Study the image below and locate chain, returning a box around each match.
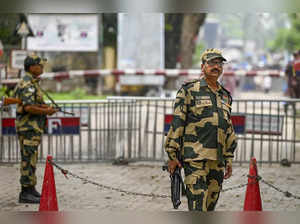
[48,160,300,200]
[221,183,248,192]
[260,179,300,200]
[49,160,170,199]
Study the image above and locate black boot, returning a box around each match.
[28,186,41,198]
[19,187,40,204]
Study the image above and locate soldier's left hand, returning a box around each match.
[224,165,232,179]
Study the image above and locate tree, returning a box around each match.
[165,14,183,68]
[0,14,20,46]
[0,14,21,64]
[165,13,206,69]
[270,13,300,53]
[179,14,206,69]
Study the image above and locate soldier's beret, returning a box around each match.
[24,55,47,68]
[201,48,227,63]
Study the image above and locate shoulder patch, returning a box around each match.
[220,85,233,105]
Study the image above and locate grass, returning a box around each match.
[1,86,107,101]
[45,88,107,101]
[48,92,107,101]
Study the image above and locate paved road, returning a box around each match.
[1,161,300,212]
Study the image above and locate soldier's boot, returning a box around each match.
[19,187,40,204]
[28,186,41,198]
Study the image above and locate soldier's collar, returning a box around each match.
[200,77,222,90]
[25,72,40,83]
[199,78,208,87]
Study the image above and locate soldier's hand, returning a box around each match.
[40,104,49,108]
[224,165,232,179]
[168,159,182,175]
[46,107,59,115]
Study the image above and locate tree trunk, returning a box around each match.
[164,14,184,68]
[180,14,206,69]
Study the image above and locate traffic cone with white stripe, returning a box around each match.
[39,155,58,211]
[243,157,262,211]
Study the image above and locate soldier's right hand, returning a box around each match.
[168,159,182,175]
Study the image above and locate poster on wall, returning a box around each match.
[27,14,98,52]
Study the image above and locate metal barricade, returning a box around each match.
[0,97,300,164]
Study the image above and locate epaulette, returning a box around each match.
[182,79,199,87]
[19,80,33,89]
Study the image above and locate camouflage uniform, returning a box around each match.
[13,72,47,188]
[164,77,237,211]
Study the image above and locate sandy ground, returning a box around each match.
[0,161,300,212]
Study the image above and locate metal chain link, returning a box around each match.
[48,160,300,200]
[221,183,248,192]
[260,178,300,200]
[49,160,170,199]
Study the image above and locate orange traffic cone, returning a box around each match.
[39,155,59,211]
[243,157,262,211]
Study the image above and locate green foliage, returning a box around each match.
[267,28,289,52]
[0,86,8,96]
[165,23,173,32]
[0,14,20,45]
[271,13,300,53]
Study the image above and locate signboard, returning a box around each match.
[119,75,165,86]
[2,117,80,135]
[231,114,246,134]
[54,106,89,126]
[27,14,98,52]
[245,114,283,135]
[10,50,28,69]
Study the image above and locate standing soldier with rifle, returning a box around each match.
[13,54,58,204]
[164,49,237,211]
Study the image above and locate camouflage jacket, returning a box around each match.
[164,78,237,166]
[13,72,47,134]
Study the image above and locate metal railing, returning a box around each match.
[1,97,300,164]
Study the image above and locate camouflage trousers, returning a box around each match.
[18,131,42,187]
[183,160,224,211]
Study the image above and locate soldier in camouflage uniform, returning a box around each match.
[13,55,58,203]
[165,49,237,211]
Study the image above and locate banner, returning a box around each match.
[2,117,80,135]
[27,14,98,52]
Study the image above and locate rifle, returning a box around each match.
[1,96,22,106]
[35,83,75,116]
[0,95,75,116]
[0,96,21,112]
[162,150,186,209]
